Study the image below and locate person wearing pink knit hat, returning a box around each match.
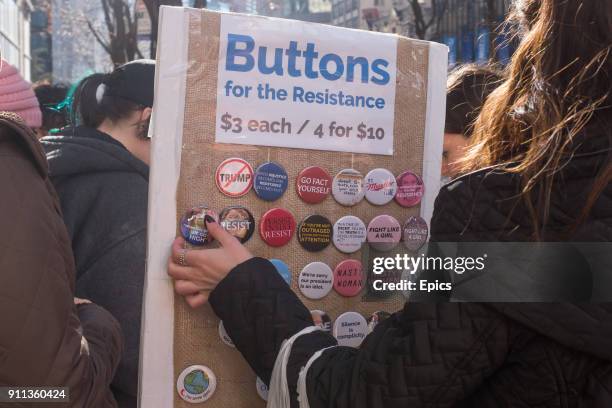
[0,58,42,129]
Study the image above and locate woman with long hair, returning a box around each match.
[167,1,612,406]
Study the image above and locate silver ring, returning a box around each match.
[179,248,188,267]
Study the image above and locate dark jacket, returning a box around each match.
[41,126,149,401]
[0,112,123,407]
[208,129,612,407]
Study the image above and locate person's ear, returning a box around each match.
[142,107,153,122]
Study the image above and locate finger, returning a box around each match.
[174,280,201,296]
[205,216,239,248]
[171,237,197,266]
[167,261,198,281]
[185,292,208,309]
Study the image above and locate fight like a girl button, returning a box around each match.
[395,170,424,207]
[403,216,429,251]
[180,206,218,246]
[364,168,397,206]
[367,215,401,251]
[253,162,289,201]
[259,208,296,247]
[215,157,254,197]
[177,365,217,403]
[332,169,365,206]
[333,312,368,348]
[332,215,367,254]
[296,166,332,204]
[298,262,333,300]
[333,259,364,297]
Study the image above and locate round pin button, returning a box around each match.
[310,310,332,332]
[403,216,429,251]
[296,166,332,204]
[177,365,217,403]
[332,215,367,254]
[332,169,365,206]
[253,162,288,202]
[259,208,296,247]
[333,260,364,297]
[333,312,368,348]
[180,206,218,246]
[219,206,255,243]
[364,168,398,206]
[298,262,333,300]
[218,321,235,348]
[215,157,254,197]
[367,215,402,251]
[367,311,391,333]
[395,170,424,207]
[270,259,292,285]
[297,214,332,252]
[256,377,268,401]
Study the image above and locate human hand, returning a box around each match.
[74,297,92,305]
[168,216,253,308]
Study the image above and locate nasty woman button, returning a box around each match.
[298,214,332,252]
[256,377,269,401]
[332,169,365,206]
[333,259,364,297]
[298,262,333,300]
[219,206,255,243]
[218,321,235,348]
[180,206,219,246]
[270,259,292,285]
[296,166,332,204]
[403,216,429,251]
[215,157,254,197]
[333,312,368,348]
[177,365,217,403]
[367,215,401,251]
[259,208,296,247]
[311,310,332,332]
[332,215,367,254]
[395,170,424,207]
[253,162,289,201]
[364,168,397,206]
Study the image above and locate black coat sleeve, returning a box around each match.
[209,258,514,408]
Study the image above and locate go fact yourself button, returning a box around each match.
[180,206,218,246]
[296,166,332,204]
[219,206,255,243]
[298,262,333,300]
[364,168,397,206]
[332,169,365,206]
[177,365,217,404]
[367,214,401,251]
[253,161,289,202]
[333,312,368,348]
[215,157,254,197]
[259,208,296,247]
[298,214,332,252]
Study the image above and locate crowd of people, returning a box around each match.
[0,0,610,406]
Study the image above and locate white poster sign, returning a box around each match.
[215,14,398,155]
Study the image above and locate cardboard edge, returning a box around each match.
[139,6,190,407]
[420,42,448,226]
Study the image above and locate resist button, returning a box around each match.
[259,208,296,247]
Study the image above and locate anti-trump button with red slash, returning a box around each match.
[215,157,254,197]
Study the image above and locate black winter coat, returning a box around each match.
[209,130,612,407]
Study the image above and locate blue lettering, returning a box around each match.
[319,53,344,81]
[226,34,255,72]
[371,59,390,85]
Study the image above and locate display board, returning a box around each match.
[141,7,447,407]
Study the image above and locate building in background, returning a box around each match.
[257,0,331,23]
[0,0,33,80]
[332,0,396,31]
[30,0,52,81]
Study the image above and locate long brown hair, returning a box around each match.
[463,0,612,239]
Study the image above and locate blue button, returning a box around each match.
[270,259,292,285]
[254,162,289,201]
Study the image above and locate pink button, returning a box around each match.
[333,260,364,297]
[395,170,424,207]
[367,215,401,251]
[403,216,428,251]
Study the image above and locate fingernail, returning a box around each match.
[205,215,216,224]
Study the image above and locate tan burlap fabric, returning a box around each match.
[172,9,430,407]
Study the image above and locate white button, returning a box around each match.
[332,169,365,206]
[256,377,269,401]
[176,365,217,403]
[333,312,368,348]
[364,168,397,205]
[218,321,235,348]
[298,262,334,300]
[332,215,367,254]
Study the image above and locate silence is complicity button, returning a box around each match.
[296,166,332,204]
[259,208,296,247]
[333,312,368,348]
[215,157,254,197]
[299,262,334,300]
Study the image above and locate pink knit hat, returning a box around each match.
[0,59,42,128]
